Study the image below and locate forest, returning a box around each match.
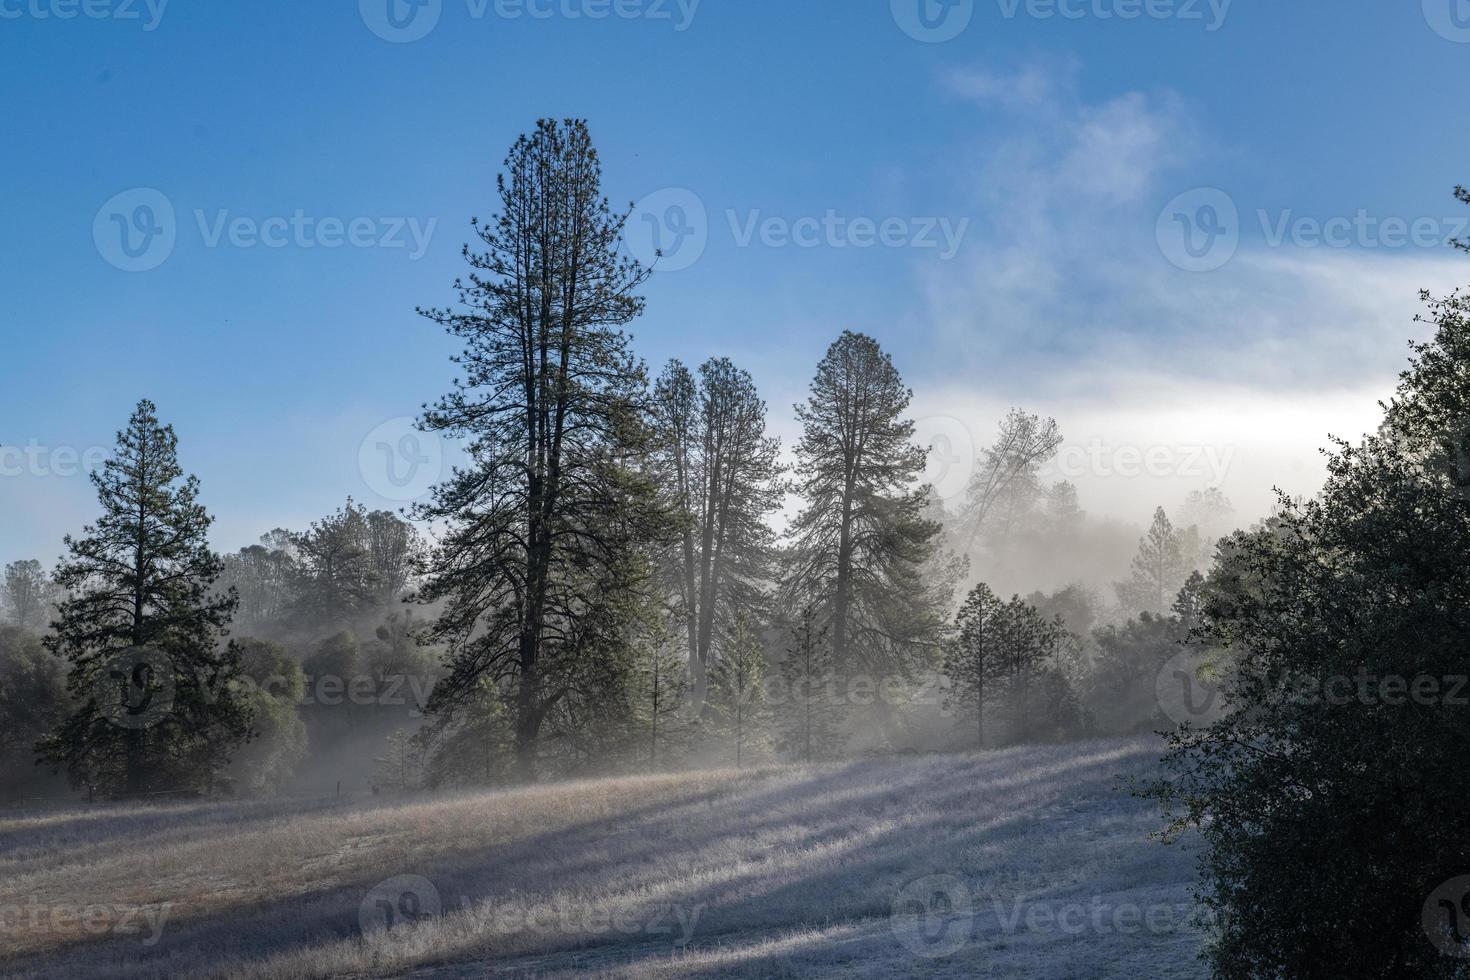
[6,119,1470,978]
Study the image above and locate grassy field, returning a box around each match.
[0,738,1206,979]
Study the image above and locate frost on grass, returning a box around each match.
[0,738,1203,979]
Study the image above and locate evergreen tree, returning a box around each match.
[414,119,664,781]
[38,400,252,798]
[784,331,951,682]
[421,678,514,789]
[374,727,424,793]
[944,583,1004,750]
[776,604,842,762]
[706,616,771,767]
[651,357,784,710]
[1115,506,1188,615]
[629,624,689,769]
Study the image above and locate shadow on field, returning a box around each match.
[0,740,1198,980]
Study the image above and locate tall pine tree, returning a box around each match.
[414,119,666,781]
[39,400,252,798]
[785,331,951,684]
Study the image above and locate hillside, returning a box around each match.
[0,739,1205,979]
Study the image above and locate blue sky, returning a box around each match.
[5,1,1470,563]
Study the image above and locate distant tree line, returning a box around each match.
[0,120,1237,804]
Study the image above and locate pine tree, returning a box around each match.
[706,616,771,767]
[944,583,1003,750]
[651,357,784,710]
[776,604,842,762]
[374,728,423,793]
[630,626,689,769]
[413,119,666,781]
[1115,506,1188,615]
[38,400,252,798]
[784,332,951,683]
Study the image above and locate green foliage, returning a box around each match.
[1142,285,1470,978]
[230,638,308,796]
[775,604,843,762]
[0,625,69,796]
[628,624,690,770]
[705,617,772,767]
[2,559,59,632]
[785,331,952,689]
[421,678,514,789]
[945,584,1076,748]
[414,118,667,781]
[37,400,253,798]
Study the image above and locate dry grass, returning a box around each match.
[0,738,1205,979]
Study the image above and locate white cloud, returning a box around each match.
[904,61,1469,527]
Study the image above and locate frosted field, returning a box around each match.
[0,738,1205,979]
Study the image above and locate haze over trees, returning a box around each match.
[0,120,1264,807]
